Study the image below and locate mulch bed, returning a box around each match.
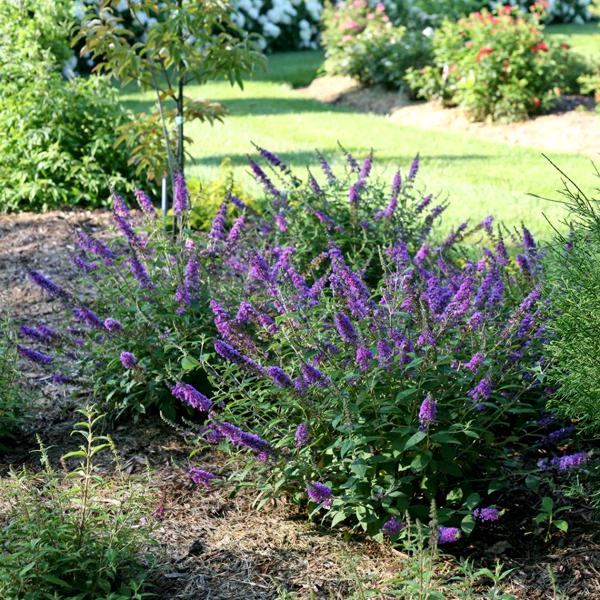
[2,210,600,598]
[299,76,600,158]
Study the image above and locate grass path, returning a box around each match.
[122,41,599,237]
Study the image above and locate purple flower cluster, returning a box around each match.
[306,482,333,508]
[382,517,404,537]
[473,507,500,522]
[189,468,216,488]
[171,382,212,412]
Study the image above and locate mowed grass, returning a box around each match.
[547,21,600,61]
[121,45,599,238]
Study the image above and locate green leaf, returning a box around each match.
[404,431,427,450]
[461,514,475,535]
[330,511,347,527]
[181,355,201,371]
[465,493,481,510]
[541,496,554,512]
[554,520,568,533]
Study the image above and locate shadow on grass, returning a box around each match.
[121,94,349,117]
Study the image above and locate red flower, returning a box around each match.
[532,97,541,107]
[477,46,494,62]
[531,42,549,53]
[500,5,513,14]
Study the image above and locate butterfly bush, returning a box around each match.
[193,184,595,538]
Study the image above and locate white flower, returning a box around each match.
[422,26,434,39]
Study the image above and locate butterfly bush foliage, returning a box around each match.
[195,206,593,539]
[19,149,447,419]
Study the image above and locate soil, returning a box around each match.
[299,76,600,158]
[2,210,600,598]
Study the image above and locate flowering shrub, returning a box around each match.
[493,0,595,23]
[405,5,585,122]
[17,149,440,418]
[322,0,432,89]
[196,205,593,539]
[231,0,323,51]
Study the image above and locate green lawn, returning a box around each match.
[547,21,600,60]
[122,48,598,238]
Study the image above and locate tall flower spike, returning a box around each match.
[306,482,333,508]
[173,171,189,215]
[418,394,437,429]
[334,312,358,344]
[112,190,129,216]
[134,189,156,217]
[408,153,420,181]
[17,345,53,365]
[29,271,70,303]
[171,382,212,412]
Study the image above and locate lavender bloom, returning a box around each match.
[73,306,103,329]
[229,193,247,210]
[546,426,574,444]
[442,222,468,249]
[120,351,137,369]
[520,288,541,313]
[438,526,460,544]
[249,254,272,283]
[306,482,333,508]
[210,300,236,340]
[257,312,277,333]
[266,366,293,388]
[416,194,432,213]
[334,312,358,344]
[227,215,245,245]
[217,421,271,454]
[19,326,48,344]
[275,213,288,232]
[482,215,494,235]
[464,352,484,374]
[236,301,255,324]
[408,153,420,181]
[72,256,98,272]
[418,394,437,428]
[113,213,141,247]
[213,339,262,373]
[553,452,588,471]
[128,252,153,289]
[376,339,393,367]
[314,210,337,229]
[256,145,285,170]
[185,254,199,298]
[189,468,216,488]
[515,254,531,277]
[301,362,329,387]
[517,313,534,337]
[295,422,309,448]
[77,232,117,262]
[29,271,69,302]
[356,346,373,371]
[308,172,323,196]
[382,517,405,537]
[359,152,373,181]
[17,345,53,365]
[112,191,129,216]
[134,189,156,217]
[104,318,122,333]
[414,243,429,266]
[473,507,500,522]
[209,201,228,242]
[522,225,536,252]
[38,324,59,341]
[249,160,282,199]
[173,171,189,215]
[318,152,336,184]
[175,285,191,308]
[171,382,212,412]
[348,181,361,206]
[469,311,484,330]
[495,238,509,265]
[468,378,492,403]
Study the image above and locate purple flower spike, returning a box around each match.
[334,312,358,344]
[553,452,588,471]
[129,252,153,289]
[418,394,437,429]
[119,351,137,369]
[473,507,500,522]
[171,382,212,412]
[482,215,494,235]
[227,215,245,245]
[295,422,309,448]
[468,378,492,403]
[173,171,189,215]
[17,345,53,365]
[306,482,333,508]
[301,362,329,387]
[266,366,293,388]
[356,346,373,372]
[104,318,122,333]
[408,153,420,181]
[189,468,216,488]
[438,526,460,543]
[382,517,405,537]
[29,271,69,302]
[464,352,484,374]
[112,191,129,216]
[414,243,429,266]
[209,201,228,242]
[134,189,156,217]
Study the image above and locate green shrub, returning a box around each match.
[322,0,432,90]
[0,408,154,599]
[0,1,137,212]
[545,174,600,430]
[0,318,23,443]
[405,5,587,122]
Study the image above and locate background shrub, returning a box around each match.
[0,2,136,212]
[544,175,600,430]
[0,318,23,444]
[322,0,432,89]
[0,409,153,599]
[405,5,586,122]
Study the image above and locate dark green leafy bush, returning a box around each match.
[322,0,432,90]
[0,409,153,599]
[405,5,587,122]
[0,1,137,212]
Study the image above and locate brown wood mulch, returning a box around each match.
[2,210,600,598]
[299,76,600,159]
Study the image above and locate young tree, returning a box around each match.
[75,0,264,193]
